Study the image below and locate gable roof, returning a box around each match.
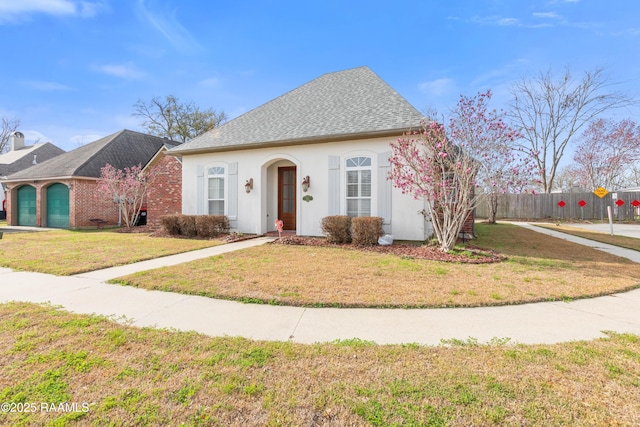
[170,66,423,154]
[4,130,179,181]
[0,142,65,177]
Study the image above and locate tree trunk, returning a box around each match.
[486,192,498,224]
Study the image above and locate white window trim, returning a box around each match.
[344,155,375,218]
[206,165,227,216]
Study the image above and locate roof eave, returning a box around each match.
[1,175,99,184]
[167,127,412,156]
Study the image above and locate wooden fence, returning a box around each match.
[475,191,640,221]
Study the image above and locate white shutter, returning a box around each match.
[378,151,392,233]
[196,165,204,215]
[228,162,238,227]
[328,155,341,215]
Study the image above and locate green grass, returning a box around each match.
[0,229,222,275]
[112,223,640,308]
[1,302,639,426]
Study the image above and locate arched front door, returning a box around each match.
[17,185,36,226]
[278,166,296,230]
[46,183,70,228]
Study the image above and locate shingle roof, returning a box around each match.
[0,142,65,177]
[170,66,423,154]
[4,130,179,181]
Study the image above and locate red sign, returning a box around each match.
[632,200,640,207]
[558,200,566,207]
[578,200,587,207]
[615,199,625,207]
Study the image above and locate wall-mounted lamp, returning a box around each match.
[302,175,310,192]
[245,178,254,193]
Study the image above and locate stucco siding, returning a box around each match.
[180,137,431,241]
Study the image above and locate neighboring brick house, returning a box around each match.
[2,129,179,229]
[0,131,65,218]
[144,147,182,228]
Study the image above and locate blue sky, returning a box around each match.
[1,0,639,152]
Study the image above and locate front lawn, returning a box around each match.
[113,223,640,308]
[1,302,638,426]
[0,229,222,275]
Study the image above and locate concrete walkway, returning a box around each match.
[1,225,639,346]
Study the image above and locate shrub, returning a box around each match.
[196,215,230,238]
[321,216,352,244]
[178,215,197,238]
[351,217,384,246]
[160,215,181,235]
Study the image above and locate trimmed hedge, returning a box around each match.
[351,216,384,246]
[160,214,230,238]
[321,215,352,244]
[177,215,197,237]
[196,215,230,238]
[160,215,181,235]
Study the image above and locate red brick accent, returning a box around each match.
[146,155,182,228]
[461,209,475,236]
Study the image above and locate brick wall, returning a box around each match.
[71,179,120,228]
[6,179,120,228]
[146,154,182,228]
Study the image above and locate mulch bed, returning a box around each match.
[271,235,506,264]
[117,226,504,263]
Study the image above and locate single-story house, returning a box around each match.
[169,66,439,241]
[0,131,65,216]
[2,129,179,229]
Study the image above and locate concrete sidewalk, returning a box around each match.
[74,236,275,281]
[1,225,639,346]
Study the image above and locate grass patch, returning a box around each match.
[114,223,640,308]
[535,223,640,252]
[1,302,639,426]
[0,229,222,275]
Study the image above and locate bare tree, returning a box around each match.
[132,95,227,143]
[0,116,20,153]
[509,67,635,193]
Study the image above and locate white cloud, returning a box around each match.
[199,77,220,88]
[22,130,49,144]
[0,0,107,23]
[418,78,457,98]
[498,17,520,26]
[22,80,74,91]
[70,134,102,146]
[533,12,561,19]
[95,63,146,80]
[135,0,204,54]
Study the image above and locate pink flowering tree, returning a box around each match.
[389,91,532,252]
[571,118,640,190]
[97,163,154,229]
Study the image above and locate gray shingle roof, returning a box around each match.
[170,66,423,154]
[4,130,179,181]
[0,142,65,177]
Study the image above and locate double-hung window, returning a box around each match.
[346,156,372,217]
[207,166,225,215]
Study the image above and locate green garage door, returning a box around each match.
[17,185,37,226]
[46,183,70,228]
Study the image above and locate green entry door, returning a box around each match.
[46,183,70,228]
[17,185,37,226]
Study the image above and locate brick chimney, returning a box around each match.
[10,131,25,151]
